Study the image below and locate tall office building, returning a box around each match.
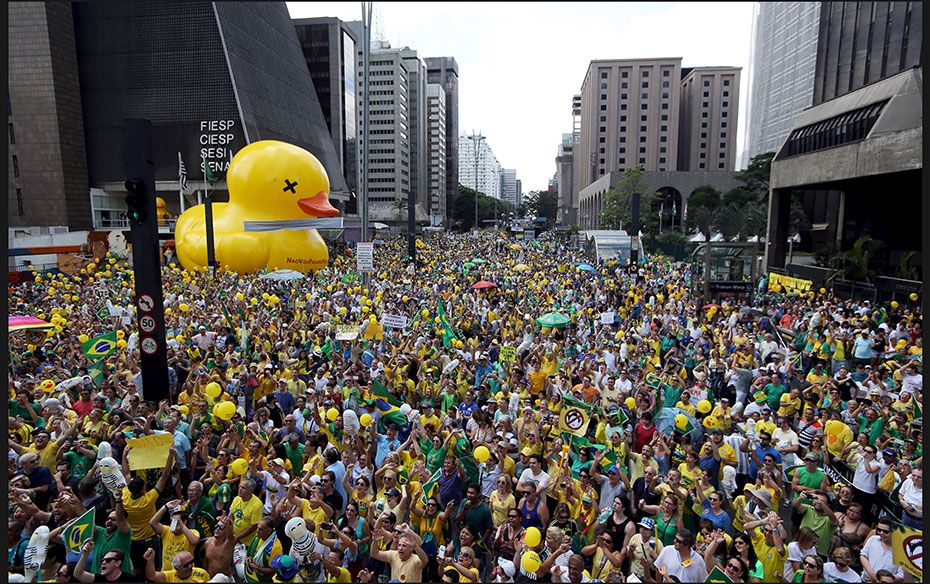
[515,179,522,207]
[556,132,576,226]
[766,1,922,272]
[425,84,447,226]
[577,58,683,191]
[401,48,428,222]
[9,1,347,231]
[813,2,921,106]
[743,2,820,165]
[459,134,501,200]
[678,67,741,171]
[293,17,359,200]
[425,58,459,216]
[500,169,518,206]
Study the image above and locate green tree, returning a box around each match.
[600,166,656,231]
[522,190,558,227]
[734,152,775,199]
[451,185,515,231]
[832,235,885,283]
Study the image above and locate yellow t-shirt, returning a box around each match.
[750,526,787,582]
[230,495,263,546]
[777,393,801,418]
[161,567,211,582]
[122,487,160,541]
[28,441,61,472]
[160,528,200,572]
[675,401,697,417]
[326,566,352,582]
[489,491,516,527]
[458,566,480,582]
[299,499,329,535]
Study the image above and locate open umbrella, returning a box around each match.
[472,258,487,265]
[514,264,531,272]
[471,281,497,290]
[536,312,571,328]
[9,316,54,334]
[259,269,305,282]
[576,263,596,272]
[653,407,704,444]
[702,303,721,310]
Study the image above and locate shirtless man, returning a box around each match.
[203,514,236,577]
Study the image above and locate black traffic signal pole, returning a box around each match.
[123,119,169,402]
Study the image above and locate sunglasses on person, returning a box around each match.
[875,527,890,534]
[804,561,819,569]
[726,562,743,573]
[508,513,520,519]
[709,496,721,502]
[102,557,120,564]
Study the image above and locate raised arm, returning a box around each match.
[74,540,97,584]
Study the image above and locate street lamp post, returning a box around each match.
[472,132,483,231]
[360,1,373,285]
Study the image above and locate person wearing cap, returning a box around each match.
[742,511,787,582]
[149,498,200,572]
[144,547,210,583]
[791,453,829,506]
[623,515,663,581]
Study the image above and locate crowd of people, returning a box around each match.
[7,229,923,583]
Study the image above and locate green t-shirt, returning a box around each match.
[8,401,42,425]
[662,384,683,410]
[797,505,833,556]
[91,525,134,575]
[856,415,885,445]
[792,467,825,503]
[64,449,96,482]
[284,442,305,472]
[209,483,232,509]
[763,383,787,410]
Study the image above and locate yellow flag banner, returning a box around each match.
[891,524,922,579]
[559,406,591,437]
[768,273,812,293]
[127,432,174,470]
[499,346,516,363]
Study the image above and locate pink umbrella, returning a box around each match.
[471,281,497,290]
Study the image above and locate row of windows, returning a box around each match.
[783,100,887,157]
[601,68,673,79]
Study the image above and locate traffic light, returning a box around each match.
[124,178,147,223]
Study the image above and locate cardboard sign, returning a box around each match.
[356,243,374,272]
[127,433,174,470]
[600,311,615,325]
[381,313,408,329]
[335,325,360,340]
[499,346,516,363]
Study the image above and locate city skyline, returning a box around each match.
[286,2,754,191]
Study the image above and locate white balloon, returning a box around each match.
[98,456,126,496]
[399,403,411,416]
[232,543,248,581]
[342,409,360,435]
[97,441,112,460]
[24,526,50,583]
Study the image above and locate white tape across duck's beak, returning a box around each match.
[243,217,344,232]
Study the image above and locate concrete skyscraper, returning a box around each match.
[500,169,518,206]
[426,83,447,226]
[556,132,576,226]
[742,2,820,165]
[425,58,459,217]
[459,134,502,200]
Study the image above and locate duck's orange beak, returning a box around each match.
[297,191,339,217]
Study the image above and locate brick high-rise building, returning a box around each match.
[678,66,741,171]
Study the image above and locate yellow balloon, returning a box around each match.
[625,397,636,410]
[179,405,190,416]
[369,315,378,324]
[251,298,258,305]
[362,305,370,313]
[360,413,372,427]
[524,526,542,548]
[674,413,689,431]
[474,446,490,463]
[891,301,899,309]
[910,293,919,302]
[262,292,270,300]
[78,334,90,344]
[697,399,712,414]
[819,287,827,294]
[230,458,248,476]
[175,335,184,343]
[214,401,235,421]
[235,292,245,301]
[402,295,409,302]
[116,330,125,339]
[117,339,127,349]
[165,307,172,315]
[703,415,720,430]
[521,551,541,574]
[422,309,429,319]
[40,379,56,392]
[204,382,222,398]
[434,317,441,324]
[326,408,339,422]
[179,303,190,312]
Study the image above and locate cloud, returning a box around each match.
[287,2,753,191]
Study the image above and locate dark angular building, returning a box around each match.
[766,1,922,281]
[9,1,348,231]
[425,57,459,219]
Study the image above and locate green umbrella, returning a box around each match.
[472,259,487,265]
[536,312,571,328]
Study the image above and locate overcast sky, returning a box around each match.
[287,2,755,192]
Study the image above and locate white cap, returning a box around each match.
[497,558,516,578]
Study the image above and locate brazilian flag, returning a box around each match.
[82,332,117,359]
[61,508,95,553]
[437,301,459,348]
[95,306,109,320]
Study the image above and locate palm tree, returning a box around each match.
[832,235,884,283]
[716,205,747,241]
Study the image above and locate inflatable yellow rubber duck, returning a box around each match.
[155,197,172,225]
[175,140,339,274]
